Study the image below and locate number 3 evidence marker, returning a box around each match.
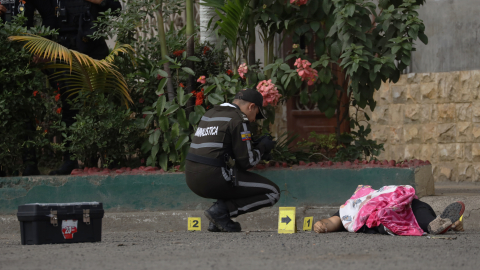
[188,217,201,231]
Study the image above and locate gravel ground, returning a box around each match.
[0,230,478,270]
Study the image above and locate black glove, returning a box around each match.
[257,136,276,156]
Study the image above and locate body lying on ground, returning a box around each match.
[314,185,465,236]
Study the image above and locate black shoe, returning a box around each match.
[208,222,221,232]
[22,165,40,176]
[428,201,465,235]
[49,160,79,175]
[204,200,242,232]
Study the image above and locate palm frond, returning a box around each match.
[106,42,137,66]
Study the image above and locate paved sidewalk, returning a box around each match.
[0,182,478,270]
[0,230,478,270]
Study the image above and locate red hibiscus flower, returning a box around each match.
[139,98,145,104]
[173,50,185,57]
[203,46,210,55]
[33,91,38,97]
[179,83,185,88]
[56,107,62,114]
[226,70,233,76]
[195,91,205,106]
[55,93,61,102]
[157,75,164,80]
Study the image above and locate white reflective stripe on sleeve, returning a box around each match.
[221,167,231,181]
[190,143,223,149]
[242,123,261,166]
[201,116,232,122]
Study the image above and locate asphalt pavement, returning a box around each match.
[0,229,478,270]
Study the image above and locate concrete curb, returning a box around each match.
[0,165,433,214]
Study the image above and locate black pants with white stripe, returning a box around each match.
[185,160,280,218]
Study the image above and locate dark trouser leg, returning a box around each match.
[185,161,281,218]
[411,199,437,232]
[224,169,280,217]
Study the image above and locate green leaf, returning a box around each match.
[325,107,335,118]
[330,41,341,60]
[346,4,355,17]
[194,105,206,115]
[156,95,167,116]
[322,0,332,13]
[187,56,201,62]
[153,129,161,145]
[155,69,169,78]
[261,13,269,23]
[175,135,189,150]
[280,63,290,71]
[392,45,401,54]
[177,108,189,129]
[164,104,180,115]
[204,84,216,95]
[182,67,195,76]
[171,122,180,138]
[189,111,202,125]
[156,78,167,95]
[418,32,428,45]
[374,64,382,73]
[159,115,169,132]
[159,153,168,171]
[310,21,320,32]
[208,94,223,105]
[151,143,160,158]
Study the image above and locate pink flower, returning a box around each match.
[238,63,248,79]
[197,76,206,84]
[290,0,308,6]
[256,79,282,107]
[294,58,318,85]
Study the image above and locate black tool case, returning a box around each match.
[17,202,104,245]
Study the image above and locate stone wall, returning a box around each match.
[363,70,480,182]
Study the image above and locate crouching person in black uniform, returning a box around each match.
[185,89,279,232]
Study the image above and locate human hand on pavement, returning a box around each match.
[314,221,328,233]
[451,219,464,232]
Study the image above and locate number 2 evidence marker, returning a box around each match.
[188,217,201,231]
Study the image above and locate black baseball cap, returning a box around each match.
[234,88,267,120]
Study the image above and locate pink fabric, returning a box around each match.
[342,185,424,236]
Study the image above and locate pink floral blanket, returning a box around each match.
[338,185,424,236]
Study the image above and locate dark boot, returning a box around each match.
[204,200,241,232]
[49,152,78,175]
[208,222,221,232]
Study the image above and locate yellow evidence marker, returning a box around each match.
[188,217,201,231]
[278,207,296,234]
[303,217,313,231]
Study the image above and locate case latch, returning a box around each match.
[50,210,58,226]
[83,209,90,225]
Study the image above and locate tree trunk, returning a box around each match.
[156,0,175,101]
[199,1,217,45]
[186,0,195,115]
[247,1,256,65]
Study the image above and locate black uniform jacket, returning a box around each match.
[24,0,121,30]
[188,103,263,171]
